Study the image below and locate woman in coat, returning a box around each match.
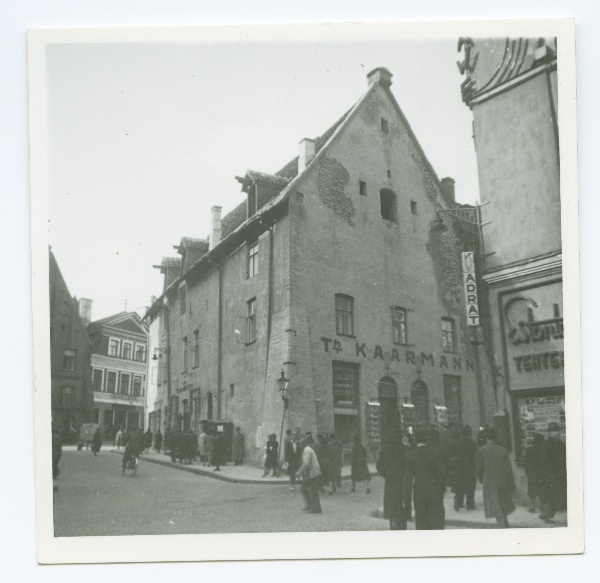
[376,429,408,529]
[350,435,371,493]
[525,433,545,513]
[476,428,516,528]
[91,427,102,456]
[231,427,245,466]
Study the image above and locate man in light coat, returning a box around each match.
[476,428,516,528]
[296,439,322,513]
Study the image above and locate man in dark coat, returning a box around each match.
[144,428,153,453]
[539,423,567,523]
[232,427,245,466]
[449,425,478,511]
[154,429,163,453]
[476,428,516,528]
[212,431,225,471]
[525,433,545,513]
[404,429,446,530]
[376,428,409,530]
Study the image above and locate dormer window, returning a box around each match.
[381,118,390,134]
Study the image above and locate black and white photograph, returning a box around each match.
[28,19,583,563]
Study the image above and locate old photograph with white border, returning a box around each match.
[29,19,583,563]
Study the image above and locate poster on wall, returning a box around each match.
[516,395,566,458]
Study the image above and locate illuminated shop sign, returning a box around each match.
[502,281,564,391]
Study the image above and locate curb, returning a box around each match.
[110,450,379,485]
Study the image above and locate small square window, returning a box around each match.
[359,180,367,196]
[387,169,392,178]
[411,201,418,215]
[381,118,390,133]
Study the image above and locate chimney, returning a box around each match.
[210,206,222,251]
[367,67,393,89]
[440,177,456,204]
[299,138,316,170]
[78,298,92,327]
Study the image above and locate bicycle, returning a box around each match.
[122,454,138,477]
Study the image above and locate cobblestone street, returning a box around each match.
[53,450,389,536]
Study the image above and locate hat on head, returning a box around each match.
[268,433,277,439]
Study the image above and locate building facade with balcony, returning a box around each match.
[87,311,149,439]
[49,249,94,443]
[145,67,495,465]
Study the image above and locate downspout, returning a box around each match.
[208,259,223,420]
[544,62,560,172]
[164,302,172,426]
[259,217,274,360]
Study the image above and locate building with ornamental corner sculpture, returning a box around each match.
[457,37,564,490]
[144,67,496,466]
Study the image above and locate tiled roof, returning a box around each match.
[161,257,181,268]
[178,237,209,252]
[88,311,129,328]
[275,108,353,179]
[221,201,248,239]
[246,170,290,188]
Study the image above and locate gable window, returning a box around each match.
[122,341,133,360]
[193,330,200,368]
[182,337,188,372]
[441,317,456,353]
[179,284,187,315]
[106,371,117,393]
[335,294,354,337]
[411,201,418,215]
[381,117,390,134]
[392,307,408,345]
[246,298,257,343]
[63,349,76,372]
[387,169,392,178]
[359,180,367,196]
[119,372,131,395]
[92,368,104,392]
[248,242,259,278]
[108,339,120,357]
[380,189,398,222]
[135,344,146,363]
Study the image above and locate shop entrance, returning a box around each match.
[378,376,400,441]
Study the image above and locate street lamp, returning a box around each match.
[277,370,289,472]
[277,370,289,409]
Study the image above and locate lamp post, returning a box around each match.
[276,370,289,470]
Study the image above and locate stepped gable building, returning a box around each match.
[145,67,494,465]
[49,249,94,442]
[87,310,149,438]
[458,38,563,470]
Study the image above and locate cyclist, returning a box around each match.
[122,427,144,472]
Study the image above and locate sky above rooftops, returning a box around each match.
[47,26,481,321]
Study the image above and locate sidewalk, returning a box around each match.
[110,448,567,529]
[373,487,568,530]
[110,448,377,485]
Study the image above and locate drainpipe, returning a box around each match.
[208,260,223,419]
[259,218,274,358]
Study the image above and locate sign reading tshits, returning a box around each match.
[462,252,480,326]
[502,282,564,391]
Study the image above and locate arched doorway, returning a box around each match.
[378,376,400,440]
[411,380,430,427]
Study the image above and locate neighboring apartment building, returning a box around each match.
[49,249,94,442]
[458,38,563,475]
[145,67,495,465]
[87,310,149,438]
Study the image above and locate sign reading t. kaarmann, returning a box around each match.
[462,252,479,326]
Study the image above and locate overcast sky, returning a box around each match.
[47,30,480,321]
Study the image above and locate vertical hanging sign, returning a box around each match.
[462,251,480,326]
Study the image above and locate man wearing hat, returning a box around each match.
[404,428,446,530]
[376,428,409,530]
[263,433,280,477]
[449,425,478,511]
[539,422,567,523]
